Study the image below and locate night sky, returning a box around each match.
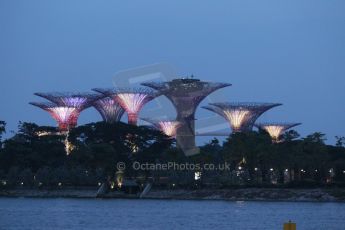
[1,0,344,144]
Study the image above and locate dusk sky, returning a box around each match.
[0,0,344,144]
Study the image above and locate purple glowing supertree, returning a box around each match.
[33,92,101,129]
[203,102,282,133]
[93,97,125,123]
[93,88,159,125]
[142,118,181,138]
[29,102,78,131]
[142,77,231,155]
[255,122,301,143]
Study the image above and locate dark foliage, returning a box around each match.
[0,121,345,188]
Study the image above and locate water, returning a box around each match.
[0,198,345,230]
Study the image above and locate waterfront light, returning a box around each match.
[58,182,62,186]
[194,172,202,181]
[117,182,122,188]
[254,167,258,171]
[238,166,242,170]
[270,168,274,171]
[285,169,288,172]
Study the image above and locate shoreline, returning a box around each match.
[1,188,345,202]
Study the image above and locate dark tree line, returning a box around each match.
[0,120,345,188]
[0,121,172,187]
[0,121,5,144]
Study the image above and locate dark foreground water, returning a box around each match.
[1,198,345,230]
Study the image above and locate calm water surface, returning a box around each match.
[0,198,345,230]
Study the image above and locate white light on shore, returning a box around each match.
[270,168,274,171]
[194,172,202,181]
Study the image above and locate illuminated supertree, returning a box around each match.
[93,97,125,123]
[93,88,159,125]
[142,118,181,138]
[255,123,301,143]
[142,77,231,155]
[202,102,282,133]
[29,102,78,132]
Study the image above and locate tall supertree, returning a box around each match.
[93,97,125,123]
[29,102,78,132]
[93,88,159,125]
[142,77,231,155]
[202,102,282,133]
[255,122,301,143]
[142,118,181,138]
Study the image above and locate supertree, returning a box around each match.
[255,122,301,143]
[93,88,159,125]
[142,118,181,138]
[29,102,78,132]
[202,102,282,133]
[142,77,231,155]
[93,97,125,123]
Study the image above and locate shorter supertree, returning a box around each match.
[30,102,78,131]
[203,102,282,133]
[93,88,159,125]
[142,118,181,138]
[33,92,101,128]
[93,97,125,123]
[255,123,301,143]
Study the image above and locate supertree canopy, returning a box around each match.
[29,102,78,131]
[142,118,181,138]
[142,77,231,155]
[93,88,159,125]
[255,122,301,142]
[93,97,125,123]
[34,92,101,111]
[203,102,282,133]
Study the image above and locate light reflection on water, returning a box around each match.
[0,198,345,230]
